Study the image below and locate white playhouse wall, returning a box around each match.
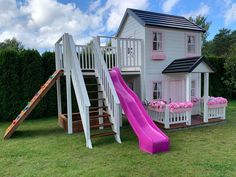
[144,27,202,102]
[116,14,145,98]
[117,14,145,39]
[117,14,203,102]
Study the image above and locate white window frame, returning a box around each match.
[153,81,162,100]
[152,31,163,52]
[186,34,196,54]
[191,80,196,97]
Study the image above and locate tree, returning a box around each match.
[0,38,24,51]
[20,49,44,118]
[212,28,231,56]
[0,49,22,120]
[223,44,236,97]
[189,15,211,44]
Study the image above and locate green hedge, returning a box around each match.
[0,49,80,121]
[206,56,236,98]
[0,49,21,121]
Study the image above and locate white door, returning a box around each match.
[168,80,183,102]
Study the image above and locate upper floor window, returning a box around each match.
[153,81,162,99]
[187,35,196,54]
[153,32,163,51]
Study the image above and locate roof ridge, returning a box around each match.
[173,56,202,61]
[128,8,186,19]
[184,17,206,32]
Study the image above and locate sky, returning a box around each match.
[0,0,236,51]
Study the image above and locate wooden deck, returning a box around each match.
[155,115,225,130]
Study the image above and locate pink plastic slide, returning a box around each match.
[110,67,170,154]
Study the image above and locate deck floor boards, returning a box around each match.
[155,115,225,130]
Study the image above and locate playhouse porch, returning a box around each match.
[146,56,227,129]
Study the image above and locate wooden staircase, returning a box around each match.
[84,75,116,139]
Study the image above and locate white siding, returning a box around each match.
[144,26,202,101]
[145,73,201,102]
[144,27,202,74]
[117,15,145,39]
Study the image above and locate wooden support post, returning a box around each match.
[186,73,192,125]
[203,73,209,122]
[55,44,62,119]
[63,33,73,134]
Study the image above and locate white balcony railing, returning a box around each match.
[74,36,143,72]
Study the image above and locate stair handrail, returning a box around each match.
[67,34,90,106]
[64,34,92,148]
[92,37,121,143]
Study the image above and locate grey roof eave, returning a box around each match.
[162,56,215,74]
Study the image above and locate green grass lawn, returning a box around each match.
[1,101,236,177]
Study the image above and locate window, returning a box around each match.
[153,32,162,51]
[128,82,134,90]
[187,35,196,54]
[191,80,196,97]
[153,82,162,99]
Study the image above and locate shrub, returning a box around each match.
[0,49,22,120]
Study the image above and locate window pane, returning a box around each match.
[153,32,157,41]
[153,92,157,99]
[157,32,162,41]
[153,83,157,90]
[157,42,162,51]
[191,36,195,43]
[187,35,196,53]
[157,82,162,98]
[188,45,191,53]
[153,42,157,50]
[188,36,191,44]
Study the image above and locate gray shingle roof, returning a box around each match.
[116,8,205,36]
[162,56,214,73]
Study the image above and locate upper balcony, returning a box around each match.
[74,36,143,75]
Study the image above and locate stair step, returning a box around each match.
[88,91,103,93]
[91,131,116,138]
[86,84,100,86]
[90,114,110,119]
[90,98,105,101]
[84,75,98,78]
[90,106,108,110]
[90,122,113,129]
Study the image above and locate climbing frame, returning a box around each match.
[4,70,64,139]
